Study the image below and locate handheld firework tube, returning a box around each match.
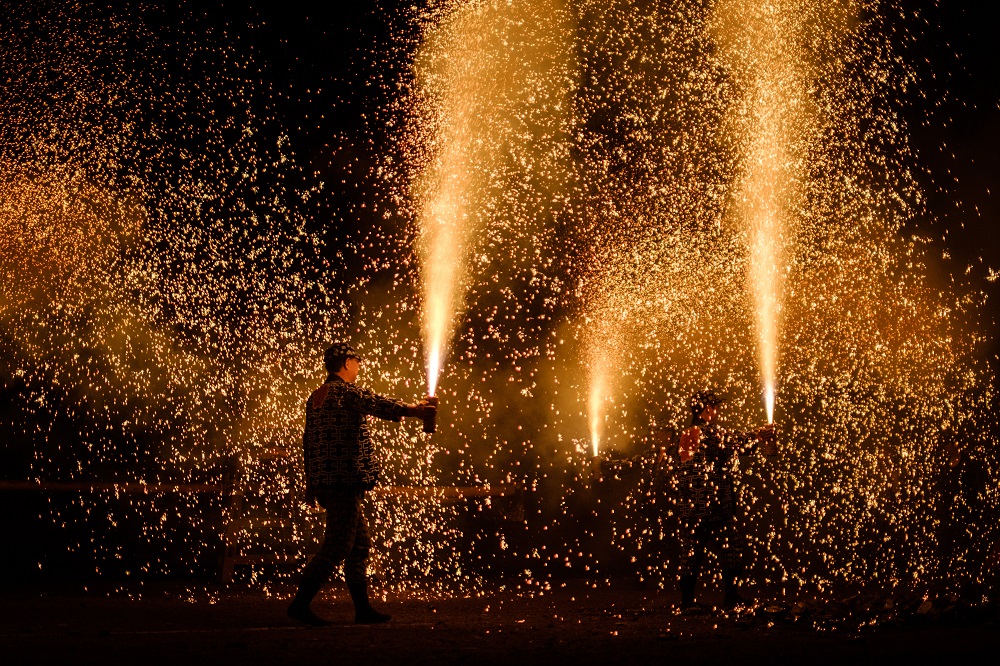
[422,395,439,434]
[759,424,778,457]
[590,455,603,481]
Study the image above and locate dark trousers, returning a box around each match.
[299,486,370,588]
[678,517,743,578]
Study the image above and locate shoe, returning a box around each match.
[288,577,331,626]
[680,602,711,615]
[347,578,391,625]
[288,602,332,627]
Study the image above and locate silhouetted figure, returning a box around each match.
[288,343,437,626]
[675,389,776,610]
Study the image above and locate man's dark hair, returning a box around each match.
[324,342,360,374]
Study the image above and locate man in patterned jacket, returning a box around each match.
[675,389,776,610]
[288,342,437,626]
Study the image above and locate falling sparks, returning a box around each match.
[1,0,997,595]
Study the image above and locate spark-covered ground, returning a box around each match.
[1,1,997,595]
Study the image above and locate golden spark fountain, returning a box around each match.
[420,189,466,401]
[583,297,628,469]
[413,0,577,408]
[413,6,480,406]
[714,0,810,425]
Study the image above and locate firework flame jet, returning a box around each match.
[584,290,634,459]
[587,356,607,457]
[413,0,578,398]
[714,0,811,424]
[412,4,486,399]
[419,177,467,398]
[413,38,475,399]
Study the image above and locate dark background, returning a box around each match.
[902,1,999,366]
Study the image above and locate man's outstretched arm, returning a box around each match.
[344,385,437,424]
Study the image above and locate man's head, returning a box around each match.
[690,389,725,423]
[324,342,362,383]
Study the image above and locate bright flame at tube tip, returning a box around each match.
[426,347,440,398]
[588,382,603,458]
[765,383,775,424]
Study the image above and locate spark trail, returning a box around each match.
[412,0,577,398]
[714,0,812,424]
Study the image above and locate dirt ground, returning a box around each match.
[3,578,998,666]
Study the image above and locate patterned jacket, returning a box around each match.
[303,376,408,490]
[675,423,756,523]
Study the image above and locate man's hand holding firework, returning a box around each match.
[405,396,439,433]
[756,423,779,456]
[405,397,437,419]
